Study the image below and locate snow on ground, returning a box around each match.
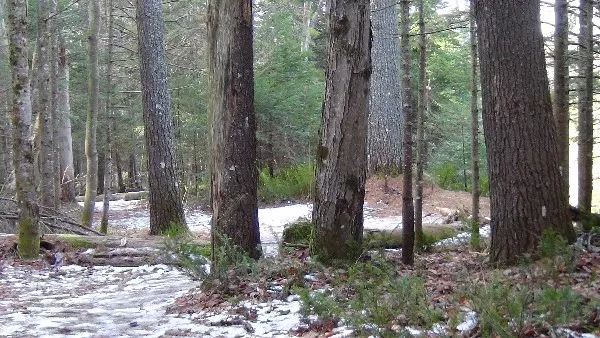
[1,201,493,337]
[0,263,335,338]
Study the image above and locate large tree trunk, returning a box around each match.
[577,0,594,215]
[81,0,100,228]
[136,0,187,235]
[554,0,569,206]
[469,0,480,248]
[115,149,125,193]
[36,0,56,209]
[400,0,414,265]
[311,0,371,262]
[57,41,75,203]
[475,0,576,265]
[368,0,402,175]
[414,0,426,252]
[7,0,40,259]
[207,0,262,269]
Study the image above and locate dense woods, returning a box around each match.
[0,0,599,336]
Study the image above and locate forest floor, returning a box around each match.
[0,177,598,337]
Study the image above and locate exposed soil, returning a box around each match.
[364,175,490,219]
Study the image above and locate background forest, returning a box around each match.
[0,0,499,203]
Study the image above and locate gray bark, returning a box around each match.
[0,0,12,186]
[469,0,480,248]
[50,0,60,207]
[57,41,75,202]
[101,0,115,234]
[81,1,100,228]
[554,0,569,206]
[36,0,56,208]
[311,0,371,262]
[136,0,187,235]
[8,0,40,258]
[577,0,593,214]
[368,0,402,175]
[207,0,262,267]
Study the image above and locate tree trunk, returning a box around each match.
[475,0,576,265]
[400,0,414,265]
[414,0,426,253]
[554,0,569,206]
[57,41,75,203]
[97,150,105,194]
[469,0,480,248]
[368,0,402,175]
[115,149,125,193]
[7,0,40,259]
[577,0,594,215]
[81,0,100,228]
[36,0,56,209]
[50,0,61,208]
[311,0,371,262]
[136,0,187,235]
[101,0,115,235]
[208,0,262,268]
[0,0,13,185]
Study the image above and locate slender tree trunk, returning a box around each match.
[577,0,593,215]
[81,0,100,228]
[476,0,575,265]
[36,0,56,209]
[136,0,187,235]
[57,41,75,202]
[400,0,414,265]
[115,149,125,193]
[100,0,115,235]
[208,0,262,269]
[50,0,60,208]
[414,0,426,253]
[0,0,13,185]
[554,0,569,206]
[8,0,40,259]
[368,0,402,175]
[311,0,371,262]
[469,0,480,248]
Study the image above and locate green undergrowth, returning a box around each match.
[430,162,489,195]
[258,163,314,202]
[296,254,443,337]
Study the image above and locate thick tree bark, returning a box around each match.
[368,0,402,175]
[414,0,426,252]
[554,0,569,206]
[311,0,371,262]
[57,41,75,202]
[36,0,56,209]
[469,0,480,248]
[475,0,576,265]
[577,0,593,215]
[207,0,262,268]
[136,0,187,235]
[81,1,100,228]
[8,0,40,259]
[400,0,414,265]
[101,0,115,235]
